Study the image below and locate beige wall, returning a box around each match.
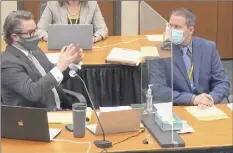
[121,1,139,36]
[1,1,18,34]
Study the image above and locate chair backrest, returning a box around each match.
[228,94,233,103]
[39,2,47,20]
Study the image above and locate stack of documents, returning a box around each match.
[185,106,229,121]
[47,107,93,124]
[106,48,142,66]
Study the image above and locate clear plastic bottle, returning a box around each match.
[146,84,153,114]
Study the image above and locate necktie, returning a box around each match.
[182,47,194,91]
[28,52,61,109]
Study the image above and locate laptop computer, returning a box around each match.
[48,24,93,50]
[1,105,61,142]
[86,109,142,135]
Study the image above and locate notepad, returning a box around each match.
[47,107,93,124]
[185,106,229,121]
[141,46,159,58]
[146,35,164,42]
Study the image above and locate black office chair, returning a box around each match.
[227,94,233,103]
[62,89,86,104]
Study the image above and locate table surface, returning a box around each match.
[2,104,233,153]
[1,35,171,65]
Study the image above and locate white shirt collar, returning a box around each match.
[12,44,29,56]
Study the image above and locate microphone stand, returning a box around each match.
[69,70,112,148]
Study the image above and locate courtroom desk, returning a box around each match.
[1,36,171,108]
[2,104,233,153]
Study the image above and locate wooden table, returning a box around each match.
[2,104,233,153]
[1,35,171,65]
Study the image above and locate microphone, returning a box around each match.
[69,68,113,149]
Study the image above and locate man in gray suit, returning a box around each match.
[1,10,84,111]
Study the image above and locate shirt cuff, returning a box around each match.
[50,66,64,85]
[190,94,196,105]
[69,63,82,71]
[207,94,214,103]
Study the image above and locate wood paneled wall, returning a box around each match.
[147,1,233,59]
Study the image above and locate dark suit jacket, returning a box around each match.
[149,37,230,105]
[1,45,73,110]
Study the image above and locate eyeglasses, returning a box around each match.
[17,26,39,37]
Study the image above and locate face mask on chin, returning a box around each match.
[18,36,40,51]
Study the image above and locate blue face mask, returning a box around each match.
[170,29,184,45]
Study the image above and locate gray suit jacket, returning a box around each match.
[38,1,108,42]
[1,45,72,110]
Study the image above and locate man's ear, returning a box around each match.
[11,34,20,42]
[189,26,194,35]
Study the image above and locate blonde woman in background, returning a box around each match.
[38,0,108,43]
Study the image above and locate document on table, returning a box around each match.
[185,106,229,121]
[141,46,159,57]
[146,34,164,42]
[227,103,233,110]
[47,107,93,124]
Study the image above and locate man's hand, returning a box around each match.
[73,44,84,64]
[57,44,83,72]
[42,35,48,42]
[193,93,214,107]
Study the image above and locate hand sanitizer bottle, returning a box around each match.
[146,84,153,114]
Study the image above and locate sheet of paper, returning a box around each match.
[47,107,93,124]
[185,106,229,121]
[99,106,132,112]
[177,121,195,134]
[153,102,173,122]
[146,35,164,42]
[227,103,233,111]
[47,111,72,124]
[46,53,60,64]
[141,46,159,57]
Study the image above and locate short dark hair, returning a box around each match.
[3,10,33,45]
[170,8,196,27]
